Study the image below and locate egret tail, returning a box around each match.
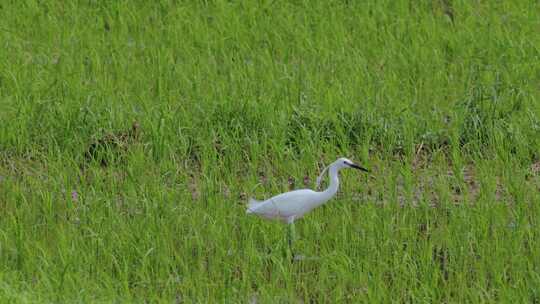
[246,198,262,213]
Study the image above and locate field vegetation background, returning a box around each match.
[1,0,539,302]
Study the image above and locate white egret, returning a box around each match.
[246,157,369,254]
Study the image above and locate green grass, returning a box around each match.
[1,0,539,302]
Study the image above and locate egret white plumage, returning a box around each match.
[246,157,369,253]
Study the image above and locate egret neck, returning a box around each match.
[320,165,340,204]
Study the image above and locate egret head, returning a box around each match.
[316,157,370,189]
[334,157,369,172]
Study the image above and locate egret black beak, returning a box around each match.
[350,163,369,172]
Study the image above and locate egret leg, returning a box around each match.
[285,218,297,261]
[286,221,320,262]
[287,223,296,250]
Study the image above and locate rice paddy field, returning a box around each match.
[1,0,539,302]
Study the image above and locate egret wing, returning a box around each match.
[247,189,320,222]
[267,189,319,218]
